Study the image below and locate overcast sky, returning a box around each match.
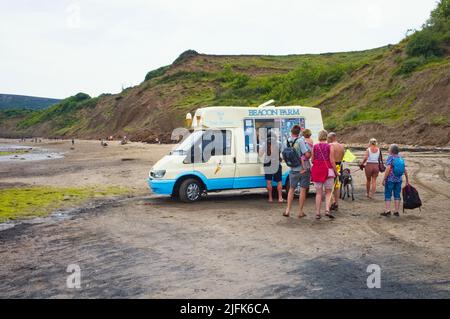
[0,0,438,99]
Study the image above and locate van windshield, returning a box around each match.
[171,130,204,155]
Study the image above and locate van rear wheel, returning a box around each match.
[179,178,203,203]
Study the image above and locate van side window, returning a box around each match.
[195,130,231,162]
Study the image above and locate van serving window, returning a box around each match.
[244,117,306,152]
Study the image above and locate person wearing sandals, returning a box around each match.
[283,125,311,218]
[327,132,345,212]
[311,130,339,219]
[361,138,381,199]
[381,144,409,217]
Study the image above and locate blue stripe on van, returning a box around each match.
[148,178,176,195]
[148,171,290,195]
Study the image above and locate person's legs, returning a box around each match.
[383,181,393,216]
[266,180,273,202]
[393,182,402,215]
[285,171,299,216]
[285,188,295,216]
[274,165,283,203]
[394,199,400,213]
[314,183,323,218]
[366,177,371,198]
[277,182,283,202]
[332,185,339,209]
[332,164,341,209]
[297,170,310,217]
[325,188,333,218]
[371,176,377,197]
[324,178,335,218]
[298,187,307,217]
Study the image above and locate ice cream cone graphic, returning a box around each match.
[214,161,222,175]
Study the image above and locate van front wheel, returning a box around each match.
[179,178,203,203]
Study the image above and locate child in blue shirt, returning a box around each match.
[381,144,409,217]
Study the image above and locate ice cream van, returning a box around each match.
[148,101,324,202]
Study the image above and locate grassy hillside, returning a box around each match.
[0,94,60,110]
[1,1,449,145]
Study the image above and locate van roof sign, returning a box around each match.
[191,106,322,129]
[248,108,300,117]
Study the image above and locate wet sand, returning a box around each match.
[0,139,449,298]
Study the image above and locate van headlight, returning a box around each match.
[150,170,166,179]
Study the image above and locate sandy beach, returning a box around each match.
[0,138,449,298]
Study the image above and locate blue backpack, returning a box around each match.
[392,156,405,177]
[282,138,301,168]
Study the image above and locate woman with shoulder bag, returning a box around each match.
[360,138,382,199]
[311,130,339,219]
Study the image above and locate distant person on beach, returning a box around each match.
[328,132,345,212]
[284,125,311,218]
[381,144,409,217]
[360,138,381,199]
[311,130,339,219]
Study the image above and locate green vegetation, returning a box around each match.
[144,66,170,81]
[18,92,97,131]
[0,186,130,222]
[396,0,449,75]
[0,149,29,156]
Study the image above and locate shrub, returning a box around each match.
[231,74,249,89]
[406,29,445,57]
[144,66,169,82]
[325,118,339,131]
[173,50,199,65]
[395,56,427,75]
[73,92,91,102]
[343,109,360,122]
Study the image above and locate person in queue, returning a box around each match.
[311,130,339,219]
[327,132,345,212]
[284,125,311,218]
[259,129,284,203]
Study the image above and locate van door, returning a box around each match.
[193,130,236,190]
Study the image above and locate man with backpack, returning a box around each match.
[283,125,311,218]
[381,144,409,217]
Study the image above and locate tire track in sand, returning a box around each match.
[408,159,449,200]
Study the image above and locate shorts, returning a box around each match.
[334,163,342,190]
[365,163,380,178]
[289,170,311,189]
[314,177,335,190]
[265,164,282,183]
[385,181,402,201]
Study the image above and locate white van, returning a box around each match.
[148,102,324,202]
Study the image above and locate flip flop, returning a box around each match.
[298,214,307,219]
[283,212,290,217]
[315,214,321,220]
